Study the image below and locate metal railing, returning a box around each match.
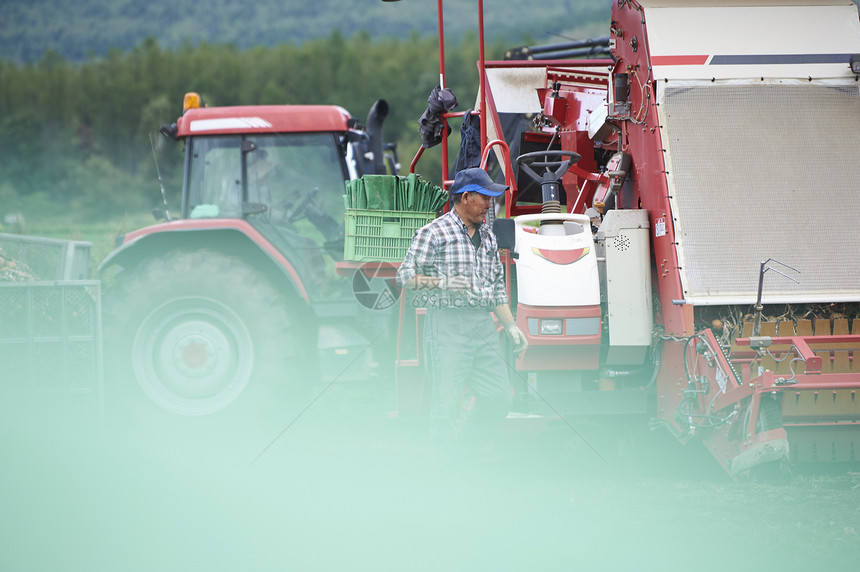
[0,233,92,281]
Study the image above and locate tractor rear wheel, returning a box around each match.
[104,249,311,419]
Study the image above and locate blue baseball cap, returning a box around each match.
[450,167,508,197]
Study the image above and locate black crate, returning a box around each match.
[0,281,102,408]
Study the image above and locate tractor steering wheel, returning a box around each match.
[286,192,315,223]
[271,192,315,224]
[516,150,582,184]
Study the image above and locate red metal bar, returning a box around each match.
[768,380,860,389]
[711,371,860,415]
[735,334,860,374]
[479,76,519,217]
[478,138,513,220]
[437,0,445,88]
[568,165,609,214]
[478,0,487,155]
[394,306,428,415]
[711,383,755,413]
[395,294,407,366]
[568,163,604,182]
[334,261,400,278]
[793,337,822,372]
[437,0,449,180]
[784,421,860,427]
[409,146,425,174]
[735,335,860,345]
[479,139,512,184]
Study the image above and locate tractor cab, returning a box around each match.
[159,94,396,302]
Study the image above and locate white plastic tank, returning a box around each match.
[513,213,600,307]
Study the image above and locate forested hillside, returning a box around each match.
[0,0,609,63]
[0,0,612,224]
[0,34,478,220]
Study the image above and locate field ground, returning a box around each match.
[3,217,860,570]
[2,374,860,572]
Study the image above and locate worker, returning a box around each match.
[396,167,528,461]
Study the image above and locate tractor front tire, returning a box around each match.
[104,250,311,419]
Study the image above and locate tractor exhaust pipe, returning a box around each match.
[365,99,389,174]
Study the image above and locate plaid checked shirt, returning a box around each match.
[396,208,508,309]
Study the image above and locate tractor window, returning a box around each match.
[186,136,243,218]
[186,133,348,229]
[185,133,352,300]
[251,133,348,243]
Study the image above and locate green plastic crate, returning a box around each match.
[344,209,436,262]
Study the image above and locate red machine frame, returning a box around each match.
[392,0,860,476]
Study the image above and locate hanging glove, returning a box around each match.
[418,86,458,148]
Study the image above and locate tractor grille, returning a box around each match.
[660,81,860,304]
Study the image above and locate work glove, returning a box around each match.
[506,323,528,354]
[439,275,470,292]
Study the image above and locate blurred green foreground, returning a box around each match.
[2,373,860,572]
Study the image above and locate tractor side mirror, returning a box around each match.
[493,218,516,253]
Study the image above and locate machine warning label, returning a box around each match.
[716,368,728,393]
[655,217,666,237]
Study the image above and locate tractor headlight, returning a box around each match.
[851,54,860,75]
[540,319,564,335]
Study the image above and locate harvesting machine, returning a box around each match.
[393,0,860,475]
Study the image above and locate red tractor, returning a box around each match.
[100,93,398,417]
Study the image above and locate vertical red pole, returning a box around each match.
[437,0,446,89]
[478,0,487,155]
[437,0,450,182]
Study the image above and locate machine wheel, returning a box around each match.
[734,396,791,481]
[104,249,311,417]
[738,395,784,438]
[756,395,783,433]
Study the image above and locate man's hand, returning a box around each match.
[440,275,470,292]
[506,323,528,354]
